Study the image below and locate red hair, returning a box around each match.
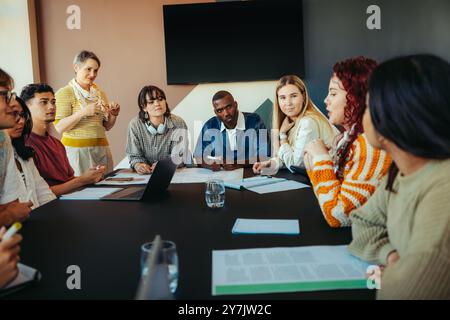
[332,56,378,174]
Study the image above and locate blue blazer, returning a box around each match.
[194,112,271,164]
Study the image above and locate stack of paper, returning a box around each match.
[225,176,309,194]
[232,219,300,235]
[171,167,244,184]
[60,188,123,200]
[212,245,371,295]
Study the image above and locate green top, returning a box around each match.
[348,159,450,299]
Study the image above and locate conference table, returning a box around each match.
[7,168,375,300]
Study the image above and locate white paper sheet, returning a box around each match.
[60,187,123,200]
[171,167,244,184]
[212,245,371,295]
[225,176,286,190]
[4,263,40,290]
[232,218,300,235]
[96,169,150,186]
[247,180,309,194]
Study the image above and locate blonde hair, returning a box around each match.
[272,75,327,130]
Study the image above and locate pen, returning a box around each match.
[1,222,22,241]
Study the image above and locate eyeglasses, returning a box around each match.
[0,90,17,104]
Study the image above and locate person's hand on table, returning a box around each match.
[252,159,278,175]
[0,226,22,288]
[79,165,106,184]
[134,162,153,175]
[253,160,270,174]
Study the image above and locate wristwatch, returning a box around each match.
[279,132,288,140]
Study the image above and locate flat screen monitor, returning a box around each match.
[163,0,304,84]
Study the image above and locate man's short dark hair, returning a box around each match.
[20,83,55,103]
[212,90,233,103]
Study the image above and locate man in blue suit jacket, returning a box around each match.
[194,90,270,171]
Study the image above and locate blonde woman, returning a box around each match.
[253,75,337,174]
[54,50,120,175]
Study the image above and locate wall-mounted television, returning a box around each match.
[163,0,304,84]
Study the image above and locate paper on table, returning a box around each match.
[96,169,150,186]
[212,245,371,296]
[225,176,286,190]
[247,180,309,194]
[2,263,41,292]
[171,167,244,184]
[60,187,123,200]
[232,218,300,235]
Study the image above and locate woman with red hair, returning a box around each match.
[303,57,391,228]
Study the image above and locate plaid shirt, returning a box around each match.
[126,115,190,169]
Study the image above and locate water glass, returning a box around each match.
[140,240,178,294]
[205,179,225,208]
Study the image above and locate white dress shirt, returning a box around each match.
[220,111,246,151]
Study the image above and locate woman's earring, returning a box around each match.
[144,112,149,120]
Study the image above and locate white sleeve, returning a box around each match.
[30,158,57,207]
[0,146,21,204]
[277,118,319,170]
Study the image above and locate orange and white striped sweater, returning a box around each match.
[307,134,391,228]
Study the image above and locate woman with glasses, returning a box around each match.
[5,97,56,209]
[54,50,120,176]
[126,85,190,175]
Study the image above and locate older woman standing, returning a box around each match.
[54,50,120,175]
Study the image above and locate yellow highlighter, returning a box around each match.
[1,222,22,241]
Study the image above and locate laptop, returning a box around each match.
[102,157,177,201]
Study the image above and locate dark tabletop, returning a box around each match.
[6,169,375,300]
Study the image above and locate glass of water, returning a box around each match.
[205,179,225,208]
[140,240,178,294]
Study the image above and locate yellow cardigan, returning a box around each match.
[54,84,109,147]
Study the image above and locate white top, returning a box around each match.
[14,150,56,209]
[0,135,21,204]
[220,111,246,151]
[274,116,322,171]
